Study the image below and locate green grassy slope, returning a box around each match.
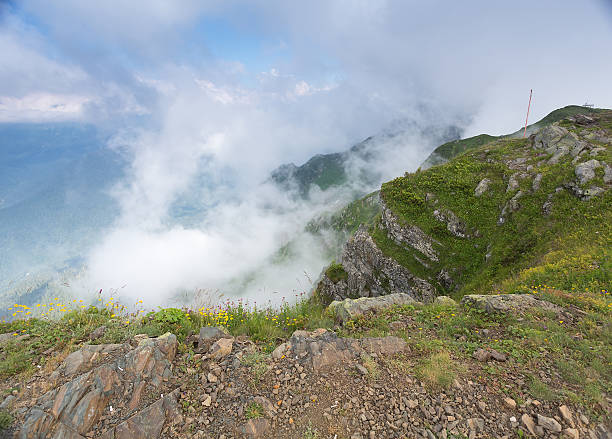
[377,111,611,299]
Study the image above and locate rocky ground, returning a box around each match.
[2,293,610,439]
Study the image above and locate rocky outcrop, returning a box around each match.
[532,125,590,164]
[19,333,179,438]
[328,293,420,323]
[271,329,407,371]
[317,226,436,304]
[461,294,563,314]
[498,190,523,224]
[432,208,468,238]
[380,203,439,261]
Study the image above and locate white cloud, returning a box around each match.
[2,1,612,307]
[0,93,90,122]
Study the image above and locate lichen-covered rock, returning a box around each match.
[328,293,419,323]
[564,181,605,200]
[474,178,491,196]
[461,294,562,314]
[575,159,601,184]
[317,226,436,304]
[433,295,457,306]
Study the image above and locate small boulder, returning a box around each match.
[198,326,230,350]
[461,293,562,315]
[489,349,507,361]
[89,325,107,340]
[537,414,562,433]
[503,397,517,410]
[209,337,233,359]
[474,178,491,197]
[433,296,457,306]
[472,349,491,362]
[521,414,538,437]
[271,342,290,360]
[472,348,506,362]
[575,159,601,185]
[328,293,419,323]
[559,405,574,427]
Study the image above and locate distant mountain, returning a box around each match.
[270,121,461,198]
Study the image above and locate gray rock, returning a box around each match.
[19,333,178,438]
[381,202,440,261]
[533,124,587,164]
[537,414,562,433]
[521,414,538,437]
[436,270,455,291]
[433,296,457,306]
[328,293,419,323]
[474,178,491,197]
[0,394,16,410]
[199,326,230,342]
[317,226,436,304]
[89,325,107,341]
[604,163,612,185]
[564,181,606,200]
[575,159,601,184]
[507,173,520,192]
[532,173,543,191]
[533,125,568,150]
[498,190,523,224]
[287,329,406,371]
[433,208,468,238]
[461,293,562,314]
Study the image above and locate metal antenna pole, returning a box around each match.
[523,89,533,138]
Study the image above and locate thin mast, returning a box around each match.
[523,89,533,138]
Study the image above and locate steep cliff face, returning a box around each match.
[317,225,437,303]
[317,109,612,303]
